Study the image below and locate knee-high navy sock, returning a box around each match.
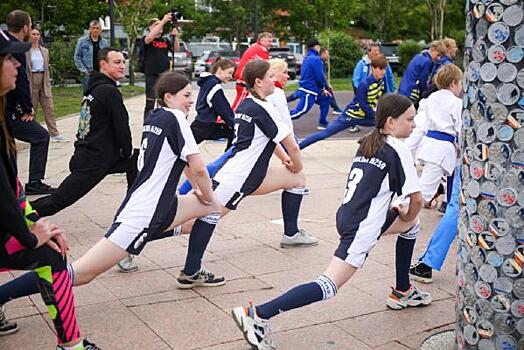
[256,275,336,320]
[0,271,40,304]
[395,236,416,292]
[281,191,303,237]
[183,218,218,276]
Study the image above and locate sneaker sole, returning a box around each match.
[280,241,319,249]
[409,273,433,284]
[117,265,139,273]
[231,308,259,349]
[0,325,19,336]
[175,279,226,289]
[386,296,432,310]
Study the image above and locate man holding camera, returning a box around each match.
[142,13,179,118]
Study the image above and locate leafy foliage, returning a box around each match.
[318,30,362,78]
[47,37,80,85]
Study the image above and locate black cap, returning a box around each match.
[0,29,31,55]
[307,38,320,48]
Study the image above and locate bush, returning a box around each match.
[318,30,362,78]
[48,37,81,86]
[398,40,422,74]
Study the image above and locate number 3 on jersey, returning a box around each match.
[137,138,148,172]
[342,168,364,204]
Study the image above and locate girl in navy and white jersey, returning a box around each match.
[191,58,236,151]
[0,73,221,295]
[176,59,310,288]
[232,94,430,350]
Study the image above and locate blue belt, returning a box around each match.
[427,130,455,143]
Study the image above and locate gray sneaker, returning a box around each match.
[117,255,139,273]
[0,305,19,336]
[50,135,69,142]
[280,229,319,248]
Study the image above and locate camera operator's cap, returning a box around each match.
[0,29,30,54]
[307,38,320,48]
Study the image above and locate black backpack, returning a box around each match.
[136,37,146,73]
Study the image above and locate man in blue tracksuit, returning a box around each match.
[298,55,387,150]
[398,40,446,104]
[353,43,396,93]
[289,39,331,129]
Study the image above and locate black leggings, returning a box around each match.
[0,239,80,344]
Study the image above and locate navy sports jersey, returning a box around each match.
[107,107,199,252]
[213,95,291,209]
[335,137,420,268]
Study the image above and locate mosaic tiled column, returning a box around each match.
[458,1,524,349]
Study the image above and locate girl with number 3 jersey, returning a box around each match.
[232,94,431,350]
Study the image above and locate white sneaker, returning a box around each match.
[50,135,69,142]
[117,254,139,273]
[232,304,275,350]
[332,110,343,115]
[386,284,432,310]
[347,126,360,133]
[280,229,319,248]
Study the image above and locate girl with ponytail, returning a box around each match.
[232,93,429,349]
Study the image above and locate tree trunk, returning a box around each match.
[457,1,524,349]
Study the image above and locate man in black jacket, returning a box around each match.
[6,10,55,195]
[31,47,138,217]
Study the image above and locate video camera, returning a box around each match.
[170,8,182,26]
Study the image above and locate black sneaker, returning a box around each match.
[175,268,226,289]
[25,180,56,195]
[56,338,102,350]
[0,305,19,336]
[409,261,433,284]
[438,201,447,214]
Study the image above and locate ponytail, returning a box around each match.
[357,94,412,158]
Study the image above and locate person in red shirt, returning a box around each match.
[231,32,273,110]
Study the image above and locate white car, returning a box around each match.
[194,51,212,78]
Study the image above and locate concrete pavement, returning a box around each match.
[0,90,456,349]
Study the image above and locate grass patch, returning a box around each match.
[35,84,144,123]
[284,74,401,92]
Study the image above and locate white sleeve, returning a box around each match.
[178,116,200,161]
[271,106,292,143]
[394,139,421,196]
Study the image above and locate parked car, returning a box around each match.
[194,50,240,78]
[188,41,233,62]
[269,47,297,80]
[194,50,212,78]
[168,41,193,79]
[381,43,401,72]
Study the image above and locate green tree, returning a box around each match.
[318,30,361,78]
[0,0,107,36]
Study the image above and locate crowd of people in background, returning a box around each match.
[0,8,463,349]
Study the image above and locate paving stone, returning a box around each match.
[335,299,455,347]
[132,297,240,350]
[0,315,55,349]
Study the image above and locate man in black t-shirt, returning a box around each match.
[142,13,179,118]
